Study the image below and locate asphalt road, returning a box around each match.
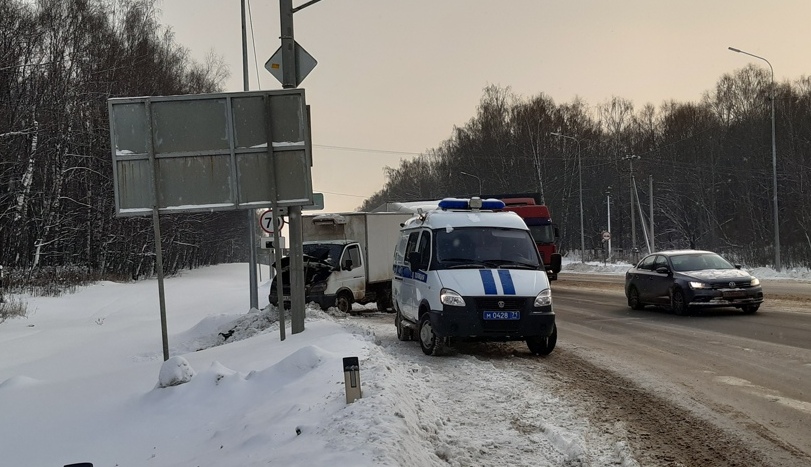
[551,274,811,465]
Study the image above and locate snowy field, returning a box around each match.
[0,259,802,466]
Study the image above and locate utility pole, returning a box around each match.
[279,0,304,335]
[623,155,641,263]
[649,175,654,252]
[241,0,260,311]
[279,0,322,335]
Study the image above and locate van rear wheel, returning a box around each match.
[395,309,412,341]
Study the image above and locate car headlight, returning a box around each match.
[534,288,552,307]
[750,277,760,286]
[440,288,466,307]
[689,281,711,289]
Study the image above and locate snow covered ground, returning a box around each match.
[0,259,803,466]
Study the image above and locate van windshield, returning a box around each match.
[433,227,540,269]
[303,243,344,266]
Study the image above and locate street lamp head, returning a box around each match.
[728,46,741,53]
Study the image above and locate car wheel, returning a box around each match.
[419,313,445,356]
[671,288,688,316]
[526,323,557,355]
[628,286,644,310]
[395,308,412,341]
[336,292,353,314]
[742,304,760,314]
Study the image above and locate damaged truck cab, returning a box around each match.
[269,212,412,314]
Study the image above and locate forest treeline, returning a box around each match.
[1,0,247,283]
[3,0,811,285]
[361,72,811,268]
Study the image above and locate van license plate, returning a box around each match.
[483,311,520,320]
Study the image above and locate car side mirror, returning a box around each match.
[655,266,670,274]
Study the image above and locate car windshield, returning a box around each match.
[670,253,734,272]
[434,227,540,268]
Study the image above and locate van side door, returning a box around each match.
[399,231,422,320]
[338,243,365,301]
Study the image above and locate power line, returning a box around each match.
[247,0,262,90]
[314,144,422,156]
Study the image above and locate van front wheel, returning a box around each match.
[526,324,557,355]
[336,292,353,314]
[419,314,445,356]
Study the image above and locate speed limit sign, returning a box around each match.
[602,231,611,241]
[259,210,285,234]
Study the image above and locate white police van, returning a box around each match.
[392,197,556,356]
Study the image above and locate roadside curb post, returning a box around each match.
[343,356,362,403]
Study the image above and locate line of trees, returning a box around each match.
[3,0,810,281]
[1,0,247,280]
[361,71,811,268]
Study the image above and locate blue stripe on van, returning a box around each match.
[480,270,497,295]
[498,270,515,295]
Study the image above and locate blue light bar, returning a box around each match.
[437,198,505,210]
[481,199,505,209]
[438,198,469,210]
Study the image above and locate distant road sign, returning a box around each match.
[260,210,285,234]
[602,231,611,241]
[265,41,317,87]
[303,192,324,211]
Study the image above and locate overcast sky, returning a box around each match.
[157,0,811,213]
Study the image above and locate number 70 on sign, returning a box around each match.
[259,210,285,234]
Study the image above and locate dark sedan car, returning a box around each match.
[624,250,763,315]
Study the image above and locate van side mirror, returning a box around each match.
[407,251,422,270]
[343,259,353,271]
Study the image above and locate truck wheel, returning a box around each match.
[395,309,412,341]
[419,313,445,356]
[336,292,353,314]
[526,324,557,355]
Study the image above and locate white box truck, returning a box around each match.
[269,212,413,314]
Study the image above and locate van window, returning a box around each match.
[394,231,409,265]
[415,230,431,269]
[343,244,362,269]
[404,231,420,260]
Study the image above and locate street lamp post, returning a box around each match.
[460,171,483,195]
[606,187,612,259]
[728,46,780,271]
[622,154,641,263]
[550,132,585,263]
